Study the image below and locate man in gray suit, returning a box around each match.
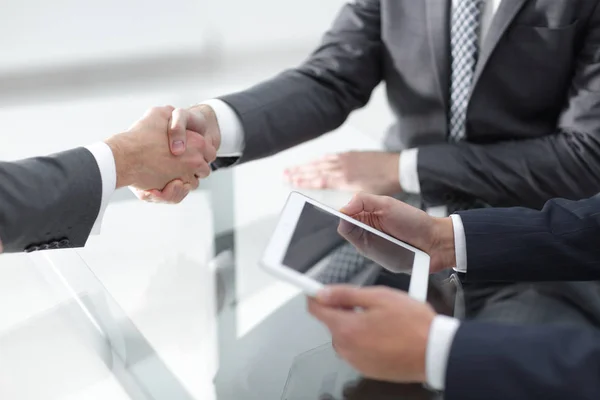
[138,1,600,322]
[149,0,600,210]
[0,106,215,254]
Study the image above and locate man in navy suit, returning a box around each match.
[308,192,600,399]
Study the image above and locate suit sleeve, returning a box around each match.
[0,148,102,253]
[417,3,600,210]
[216,0,382,165]
[456,196,600,282]
[445,322,600,400]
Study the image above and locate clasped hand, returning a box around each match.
[105,105,222,201]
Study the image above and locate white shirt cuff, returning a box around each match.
[426,206,448,218]
[85,142,116,235]
[201,99,245,156]
[426,315,461,391]
[450,214,467,273]
[399,148,421,194]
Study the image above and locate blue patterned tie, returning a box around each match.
[449,0,483,141]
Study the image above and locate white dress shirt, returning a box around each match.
[425,213,467,390]
[85,143,117,234]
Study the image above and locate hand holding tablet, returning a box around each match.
[336,218,416,275]
[260,192,430,302]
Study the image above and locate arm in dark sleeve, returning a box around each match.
[418,3,600,209]
[0,148,102,253]
[217,0,382,164]
[456,196,600,282]
[446,322,600,400]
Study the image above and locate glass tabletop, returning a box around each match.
[0,126,444,400]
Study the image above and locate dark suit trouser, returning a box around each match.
[460,280,600,328]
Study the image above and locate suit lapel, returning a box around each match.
[426,0,451,111]
[470,0,528,93]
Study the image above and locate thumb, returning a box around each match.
[316,285,384,309]
[168,108,190,155]
[340,192,387,216]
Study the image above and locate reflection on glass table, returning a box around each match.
[283,344,439,400]
[0,249,197,400]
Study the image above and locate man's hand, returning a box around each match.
[284,151,401,195]
[308,285,436,384]
[133,105,222,203]
[168,105,221,156]
[340,192,456,273]
[104,106,217,191]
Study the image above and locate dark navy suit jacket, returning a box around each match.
[445,197,600,400]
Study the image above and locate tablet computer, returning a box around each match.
[260,192,430,301]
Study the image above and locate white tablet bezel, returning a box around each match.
[260,192,430,302]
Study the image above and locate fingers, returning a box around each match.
[307,297,352,329]
[143,105,175,119]
[161,180,191,203]
[187,178,200,190]
[193,159,212,180]
[186,129,217,177]
[316,285,390,309]
[189,151,211,180]
[284,155,343,189]
[169,108,208,156]
[286,169,345,189]
[340,192,390,216]
[337,220,365,253]
[169,109,189,155]
[285,155,339,176]
[337,219,358,236]
[200,134,217,164]
[308,297,366,353]
[180,108,207,135]
[136,179,194,204]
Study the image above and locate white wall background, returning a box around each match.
[0,0,347,72]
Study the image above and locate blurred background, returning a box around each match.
[0,1,395,399]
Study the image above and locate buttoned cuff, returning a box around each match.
[450,214,467,273]
[426,315,461,391]
[399,148,421,193]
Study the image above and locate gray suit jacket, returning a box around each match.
[0,148,102,253]
[218,0,600,210]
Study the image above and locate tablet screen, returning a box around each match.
[282,202,416,286]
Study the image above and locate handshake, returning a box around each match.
[105,105,222,202]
